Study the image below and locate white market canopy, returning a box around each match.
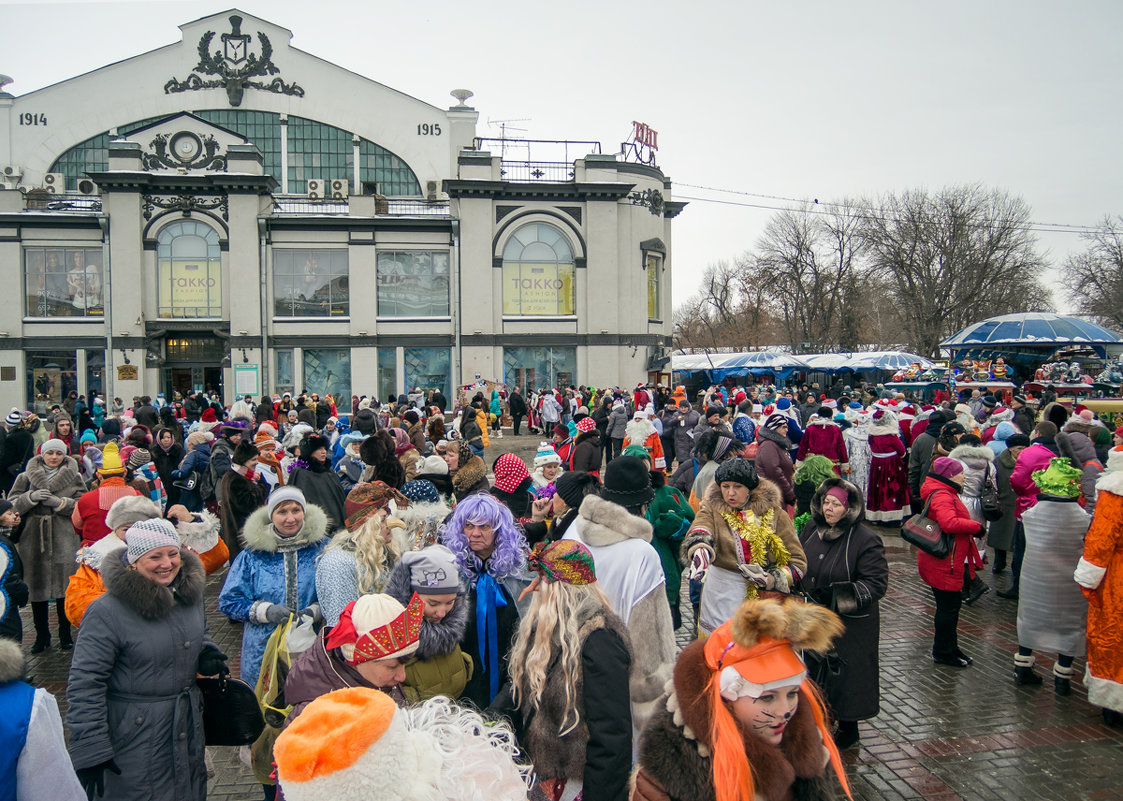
[803,351,935,373]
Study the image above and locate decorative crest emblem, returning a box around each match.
[164,15,304,107]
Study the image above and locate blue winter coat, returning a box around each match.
[217,503,329,688]
[171,443,211,512]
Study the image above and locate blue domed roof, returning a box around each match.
[941,313,1123,347]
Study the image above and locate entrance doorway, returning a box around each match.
[164,366,223,400]
[160,335,224,400]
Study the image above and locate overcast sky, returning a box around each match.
[4,0,1119,311]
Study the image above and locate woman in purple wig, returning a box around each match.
[441,493,529,708]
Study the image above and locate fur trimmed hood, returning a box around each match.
[807,416,839,429]
[75,532,125,570]
[0,639,26,683]
[383,560,468,660]
[240,502,330,553]
[809,477,866,533]
[101,548,205,620]
[1056,431,1099,469]
[867,411,900,437]
[948,443,996,467]
[757,425,791,450]
[451,455,488,498]
[576,494,653,546]
[702,474,784,517]
[177,510,222,555]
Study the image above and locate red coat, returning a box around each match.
[70,478,143,545]
[795,418,848,468]
[916,475,984,591]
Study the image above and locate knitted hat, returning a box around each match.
[553,421,569,437]
[418,454,449,476]
[527,539,596,586]
[981,396,997,409]
[400,545,460,594]
[533,443,562,468]
[126,448,152,469]
[402,409,420,425]
[400,480,440,505]
[0,499,12,518]
[267,486,307,519]
[254,430,278,451]
[325,593,422,665]
[345,482,410,531]
[106,496,163,533]
[575,416,596,433]
[185,431,214,449]
[98,441,126,475]
[80,430,97,445]
[4,408,21,427]
[554,471,600,509]
[200,408,217,423]
[600,455,654,507]
[776,397,792,411]
[714,458,759,491]
[124,518,180,564]
[930,456,965,480]
[764,413,788,431]
[1013,395,1028,405]
[492,453,530,494]
[705,405,724,419]
[41,438,68,455]
[1032,456,1083,497]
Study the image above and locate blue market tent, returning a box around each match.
[804,351,935,373]
[672,351,810,381]
[941,313,1123,363]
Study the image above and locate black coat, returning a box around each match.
[151,443,186,506]
[288,463,346,533]
[218,470,267,556]
[798,478,888,721]
[571,429,602,474]
[508,392,527,417]
[0,428,35,496]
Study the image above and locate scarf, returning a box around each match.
[721,508,791,600]
[474,572,508,704]
[232,462,258,482]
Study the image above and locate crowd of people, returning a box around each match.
[0,376,1120,800]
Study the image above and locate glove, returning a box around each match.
[688,548,711,580]
[76,759,121,799]
[739,562,774,589]
[10,579,29,607]
[197,647,229,677]
[298,604,323,625]
[30,489,51,503]
[41,495,62,509]
[264,603,293,625]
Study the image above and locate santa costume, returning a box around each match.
[865,409,910,525]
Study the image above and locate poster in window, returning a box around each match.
[502,263,575,315]
[376,251,449,316]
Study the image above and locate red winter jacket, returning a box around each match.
[916,474,984,591]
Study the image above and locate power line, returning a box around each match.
[675,182,1111,236]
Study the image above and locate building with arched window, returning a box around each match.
[0,10,680,411]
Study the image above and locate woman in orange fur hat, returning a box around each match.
[632,597,852,801]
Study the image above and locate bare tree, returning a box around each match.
[673,260,782,351]
[859,185,1052,357]
[754,202,865,351]
[1063,216,1123,330]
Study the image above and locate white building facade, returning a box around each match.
[0,10,679,412]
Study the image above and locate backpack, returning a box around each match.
[199,458,217,503]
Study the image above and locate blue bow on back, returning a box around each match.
[475,572,508,703]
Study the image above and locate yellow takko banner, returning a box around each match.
[503,263,575,315]
[161,259,220,311]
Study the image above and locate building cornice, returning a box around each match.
[444,180,635,202]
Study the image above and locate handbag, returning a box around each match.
[172,470,199,491]
[197,674,265,746]
[980,474,1003,521]
[902,496,951,558]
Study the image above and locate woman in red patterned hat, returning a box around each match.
[493,539,633,801]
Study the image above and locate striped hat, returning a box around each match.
[124,518,180,564]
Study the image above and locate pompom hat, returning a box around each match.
[98,441,126,475]
[533,443,562,468]
[4,408,22,427]
[124,518,180,564]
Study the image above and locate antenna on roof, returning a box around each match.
[486,117,530,158]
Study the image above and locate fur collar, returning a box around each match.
[383,561,468,659]
[101,548,205,620]
[575,428,601,446]
[0,639,25,683]
[867,418,901,437]
[948,444,995,465]
[757,426,791,449]
[75,533,125,570]
[176,510,221,554]
[1096,469,1123,495]
[23,455,82,491]
[807,417,839,429]
[576,494,653,545]
[702,475,784,517]
[240,503,330,553]
[452,455,488,497]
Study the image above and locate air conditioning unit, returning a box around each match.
[306,178,324,199]
[426,180,441,202]
[42,172,66,193]
[76,178,99,195]
[330,179,349,199]
[2,165,22,180]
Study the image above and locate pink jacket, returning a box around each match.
[1009,441,1057,520]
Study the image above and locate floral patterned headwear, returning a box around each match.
[526,539,596,586]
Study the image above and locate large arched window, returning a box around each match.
[501,223,576,316]
[156,221,222,318]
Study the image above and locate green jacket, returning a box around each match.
[402,646,474,703]
[646,483,694,606]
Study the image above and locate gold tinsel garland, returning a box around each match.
[720,508,791,600]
